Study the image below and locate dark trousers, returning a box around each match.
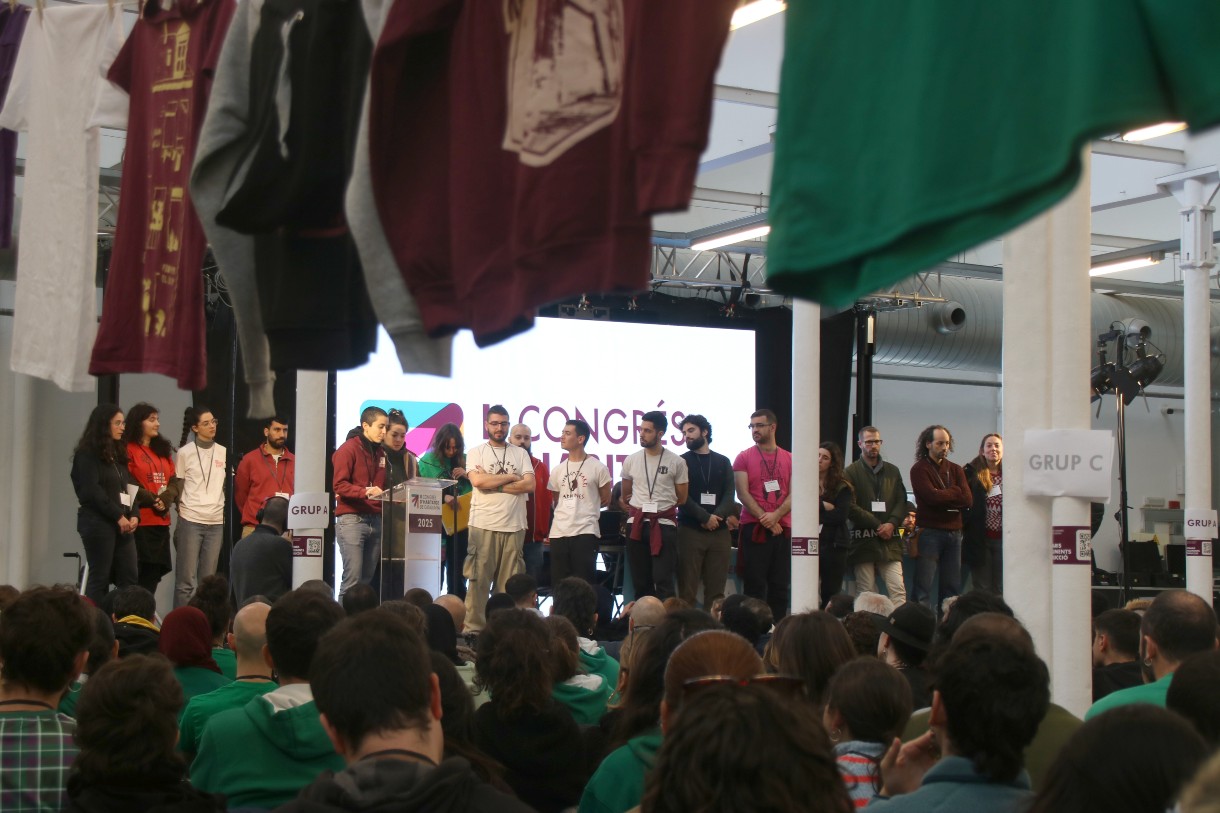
[820,546,848,605]
[79,512,137,603]
[443,529,469,599]
[626,521,677,600]
[969,538,1004,594]
[134,525,171,594]
[551,534,598,585]
[741,524,791,620]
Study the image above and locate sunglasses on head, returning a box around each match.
[681,673,806,698]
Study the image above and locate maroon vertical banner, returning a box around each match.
[1051,526,1091,565]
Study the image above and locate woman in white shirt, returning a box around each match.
[174,406,227,607]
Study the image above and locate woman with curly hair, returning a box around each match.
[819,441,854,602]
[122,402,179,595]
[71,403,139,601]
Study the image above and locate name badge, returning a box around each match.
[764,479,780,493]
[988,484,1001,498]
[871,500,886,512]
[700,493,716,506]
[119,492,132,507]
[642,501,659,514]
[276,492,291,499]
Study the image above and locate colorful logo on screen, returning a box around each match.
[359,401,464,457]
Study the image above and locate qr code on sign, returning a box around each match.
[308,539,323,556]
[1205,542,1214,557]
[1076,531,1092,561]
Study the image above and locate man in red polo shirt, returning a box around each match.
[510,422,551,584]
[234,416,295,538]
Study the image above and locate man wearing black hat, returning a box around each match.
[873,602,936,708]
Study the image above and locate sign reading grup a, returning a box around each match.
[1185,508,1218,556]
[287,492,331,531]
[1023,430,1114,500]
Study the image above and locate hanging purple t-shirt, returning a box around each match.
[0,6,30,248]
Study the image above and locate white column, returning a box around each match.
[791,300,821,611]
[5,372,33,587]
[292,371,329,588]
[1159,166,1219,605]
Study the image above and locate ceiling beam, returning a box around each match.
[1091,140,1187,165]
[698,141,774,173]
[712,84,780,109]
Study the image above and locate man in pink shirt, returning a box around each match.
[734,409,793,620]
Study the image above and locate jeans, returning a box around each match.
[625,521,677,601]
[914,528,962,611]
[740,524,791,621]
[970,538,1005,594]
[78,511,137,603]
[336,513,382,598]
[464,527,526,631]
[443,529,469,599]
[551,534,599,585]
[174,518,224,607]
[676,525,731,608]
[853,561,907,604]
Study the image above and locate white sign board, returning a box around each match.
[287,492,331,531]
[1185,508,1219,540]
[1023,430,1114,500]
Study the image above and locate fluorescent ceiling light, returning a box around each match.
[691,225,771,252]
[731,0,785,30]
[1088,256,1162,277]
[1121,122,1187,142]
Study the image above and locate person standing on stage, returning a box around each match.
[734,409,792,621]
[233,415,294,539]
[548,418,612,585]
[510,422,551,583]
[677,414,736,609]
[332,406,388,599]
[963,433,1004,594]
[174,406,227,608]
[419,422,472,598]
[844,426,908,604]
[909,424,972,610]
[380,408,419,599]
[620,410,689,600]
[72,404,139,602]
[123,402,180,594]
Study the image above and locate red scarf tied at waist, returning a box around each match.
[628,505,678,555]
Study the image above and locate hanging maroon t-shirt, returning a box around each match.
[89,0,234,391]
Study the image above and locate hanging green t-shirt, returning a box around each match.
[767,0,1220,308]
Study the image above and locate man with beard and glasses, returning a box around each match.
[547,419,611,585]
[234,416,295,539]
[619,410,689,600]
[464,405,534,632]
[734,409,793,620]
[845,425,908,604]
[909,424,972,611]
[676,414,736,609]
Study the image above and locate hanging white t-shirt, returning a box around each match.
[548,455,611,538]
[467,442,532,532]
[621,448,689,527]
[0,5,124,391]
[177,442,227,525]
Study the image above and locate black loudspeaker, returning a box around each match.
[1165,544,1186,576]
[1123,541,1163,576]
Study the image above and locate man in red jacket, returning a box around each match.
[510,423,551,584]
[332,406,388,599]
[234,416,295,538]
[909,425,973,612]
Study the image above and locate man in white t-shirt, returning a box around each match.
[464,405,535,632]
[619,410,689,600]
[547,418,612,585]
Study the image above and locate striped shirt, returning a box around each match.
[0,711,79,813]
[835,740,885,808]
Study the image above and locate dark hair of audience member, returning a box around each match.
[505,573,537,605]
[1166,650,1220,747]
[641,684,852,813]
[763,611,855,707]
[551,577,597,637]
[266,589,346,681]
[824,657,912,792]
[1142,590,1219,662]
[546,615,582,683]
[720,594,766,645]
[1027,705,1209,813]
[424,604,463,665]
[842,612,881,658]
[310,611,432,750]
[0,584,19,612]
[72,655,185,783]
[188,574,232,644]
[485,592,518,619]
[85,607,116,675]
[1092,608,1141,660]
[342,583,380,616]
[429,651,509,791]
[404,587,434,611]
[111,585,157,622]
[379,600,427,637]
[475,609,554,720]
[610,609,720,748]
[934,590,1014,648]
[296,579,335,598]
[661,630,762,716]
[663,597,692,613]
[0,586,92,693]
[824,593,855,620]
[933,636,1049,783]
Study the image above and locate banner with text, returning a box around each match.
[1185,508,1218,556]
[1023,430,1114,500]
[288,492,331,531]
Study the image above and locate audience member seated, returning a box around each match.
[276,611,532,813]
[189,574,236,679]
[547,615,612,725]
[158,607,231,701]
[0,586,91,812]
[230,496,293,605]
[436,594,477,664]
[191,590,346,809]
[429,651,510,792]
[1026,705,1208,813]
[720,594,773,652]
[1166,650,1220,748]
[1086,589,1218,720]
[379,600,427,637]
[602,596,665,663]
[485,592,518,619]
[59,607,117,718]
[341,583,379,616]
[506,573,539,611]
[854,591,895,616]
[928,590,1012,656]
[404,588,434,611]
[871,603,935,709]
[842,612,881,659]
[762,611,855,708]
[1180,750,1220,813]
[824,593,855,619]
[662,597,692,612]
[297,579,335,598]
[551,577,620,689]
[473,609,589,813]
[639,682,851,813]
[178,601,276,758]
[1091,608,1143,702]
[65,655,225,813]
[110,585,161,658]
[824,657,913,808]
[870,634,1050,812]
[1123,597,1152,614]
[582,629,763,813]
